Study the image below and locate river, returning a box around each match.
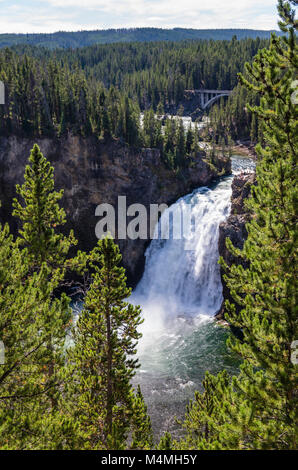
[131,154,255,438]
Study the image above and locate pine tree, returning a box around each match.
[175,118,185,167]
[157,432,173,450]
[191,123,200,154]
[185,125,194,155]
[1,146,86,449]
[142,108,156,147]
[175,371,231,450]
[12,144,77,270]
[130,385,153,450]
[65,237,144,449]
[101,106,111,139]
[176,0,298,451]
[219,0,297,449]
[0,218,74,449]
[156,101,165,117]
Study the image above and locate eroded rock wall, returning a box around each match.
[0,134,231,286]
[217,172,256,319]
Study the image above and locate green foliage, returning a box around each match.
[0,248,73,448]
[0,36,269,145]
[0,147,153,450]
[0,52,141,146]
[174,371,237,450]
[0,165,75,448]
[157,432,173,450]
[0,2,296,451]
[161,116,201,169]
[142,108,163,149]
[53,37,267,109]
[64,237,152,449]
[0,35,271,171]
[130,385,154,450]
[208,83,260,142]
[0,145,89,449]
[221,0,298,449]
[176,0,298,451]
[0,28,279,50]
[12,144,77,269]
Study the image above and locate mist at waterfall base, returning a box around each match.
[130,155,254,438]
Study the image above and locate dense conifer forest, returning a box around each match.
[0,27,280,49]
[0,36,267,159]
[0,0,297,452]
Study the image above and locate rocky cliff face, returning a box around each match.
[0,134,231,286]
[217,172,256,319]
[166,90,203,119]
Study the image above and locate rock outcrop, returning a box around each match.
[216,172,256,319]
[0,134,231,286]
[166,90,203,119]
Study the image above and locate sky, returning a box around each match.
[0,0,280,34]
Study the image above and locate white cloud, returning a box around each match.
[0,0,280,34]
[45,0,276,18]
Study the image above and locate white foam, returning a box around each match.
[131,177,234,352]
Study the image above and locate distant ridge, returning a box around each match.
[0,27,280,49]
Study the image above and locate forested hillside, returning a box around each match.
[12,38,267,105]
[0,49,211,170]
[0,0,297,452]
[0,27,280,49]
[0,37,267,149]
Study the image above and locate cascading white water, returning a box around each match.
[134,180,232,319]
[131,177,234,357]
[132,156,255,332]
[131,155,255,436]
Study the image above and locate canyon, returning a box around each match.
[0,134,230,285]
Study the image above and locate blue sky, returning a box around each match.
[0,0,280,34]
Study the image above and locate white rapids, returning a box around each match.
[130,155,255,437]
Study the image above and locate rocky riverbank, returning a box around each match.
[216,171,256,320]
[231,140,257,159]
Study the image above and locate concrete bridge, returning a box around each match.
[185,89,232,110]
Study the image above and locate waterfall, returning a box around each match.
[130,175,234,433]
[132,177,233,331]
[130,155,254,435]
[132,155,255,330]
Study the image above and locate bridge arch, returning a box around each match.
[202,92,230,110]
